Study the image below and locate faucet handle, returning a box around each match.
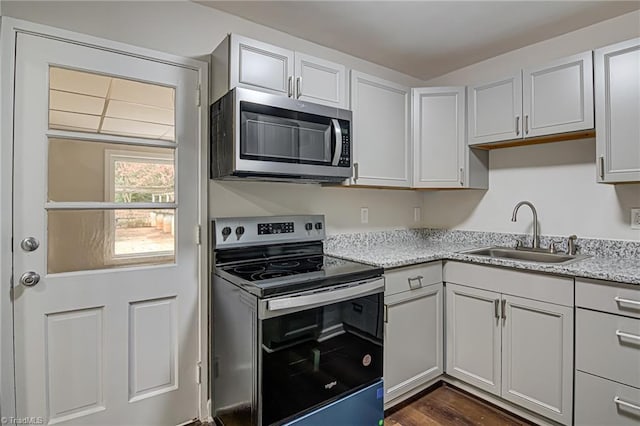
[567,235,578,255]
[514,240,523,249]
[548,240,563,254]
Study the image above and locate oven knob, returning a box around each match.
[221,226,232,239]
[305,223,313,231]
[235,226,245,237]
[315,222,323,230]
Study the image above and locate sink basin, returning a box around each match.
[462,247,589,264]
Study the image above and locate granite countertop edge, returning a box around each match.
[325,243,640,286]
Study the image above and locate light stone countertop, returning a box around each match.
[324,229,640,286]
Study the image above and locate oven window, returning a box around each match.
[240,101,333,165]
[261,293,383,425]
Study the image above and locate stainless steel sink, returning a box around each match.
[462,247,589,264]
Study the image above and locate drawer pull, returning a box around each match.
[494,299,500,319]
[615,296,640,307]
[614,396,640,412]
[407,275,424,289]
[616,330,640,342]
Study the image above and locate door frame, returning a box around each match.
[0,17,209,421]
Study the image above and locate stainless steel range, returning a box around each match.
[211,215,384,426]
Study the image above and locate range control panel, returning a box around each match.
[213,215,326,249]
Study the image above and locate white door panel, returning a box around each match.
[13,33,200,425]
[294,52,347,107]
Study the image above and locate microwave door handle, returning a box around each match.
[331,119,342,166]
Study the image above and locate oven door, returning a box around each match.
[233,88,352,180]
[258,278,384,426]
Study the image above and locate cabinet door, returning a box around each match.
[294,52,347,108]
[230,34,294,97]
[575,371,640,426]
[350,71,411,187]
[412,87,466,188]
[595,38,640,183]
[384,284,443,404]
[501,295,573,425]
[445,283,501,396]
[523,51,594,138]
[468,73,522,145]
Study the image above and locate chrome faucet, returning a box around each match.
[511,201,540,249]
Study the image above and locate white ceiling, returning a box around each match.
[199,1,640,80]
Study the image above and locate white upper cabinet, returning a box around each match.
[294,52,347,107]
[468,73,522,145]
[211,34,348,108]
[350,71,411,187]
[468,51,594,146]
[413,87,487,189]
[523,51,594,137]
[595,38,640,183]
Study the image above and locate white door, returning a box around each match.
[523,51,594,138]
[294,52,347,108]
[501,295,573,425]
[13,33,200,425]
[445,283,501,396]
[595,38,640,183]
[350,71,411,187]
[412,87,466,188]
[468,73,522,145]
[383,283,443,404]
[231,34,295,97]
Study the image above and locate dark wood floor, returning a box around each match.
[385,384,534,426]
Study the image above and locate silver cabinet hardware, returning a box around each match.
[615,329,640,342]
[353,162,359,182]
[296,77,302,99]
[613,396,640,412]
[287,76,293,97]
[20,271,40,287]
[599,156,605,180]
[501,299,506,320]
[515,116,520,136]
[20,237,39,252]
[383,304,389,323]
[614,296,640,307]
[524,115,529,135]
[494,299,500,319]
[459,168,464,186]
[407,275,424,290]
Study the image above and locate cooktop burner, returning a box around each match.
[225,255,325,282]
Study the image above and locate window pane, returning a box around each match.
[48,138,174,203]
[49,67,175,141]
[48,209,175,274]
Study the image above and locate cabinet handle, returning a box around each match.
[353,162,359,182]
[501,299,506,320]
[287,76,293,97]
[599,156,605,180]
[383,304,389,323]
[459,168,464,186]
[408,275,423,289]
[515,116,520,136]
[524,115,529,135]
[614,296,640,307]
[494,299,500,319]
[296,76,302,99]
[614,396,640,412]
[616,330,640,342]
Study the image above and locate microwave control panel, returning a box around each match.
[338,125,350,167]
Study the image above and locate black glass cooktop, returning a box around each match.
[217,254,382,297]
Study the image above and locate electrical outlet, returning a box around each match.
[632,208,640,230]
[414,207,421,223]
[360,207,369,224]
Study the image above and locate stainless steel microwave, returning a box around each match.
[210,88,352,183]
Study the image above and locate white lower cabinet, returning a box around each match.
[444,263,574,425]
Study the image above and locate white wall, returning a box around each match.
[423,11,640,241]
[2,0,425,234]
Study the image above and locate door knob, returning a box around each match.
[20,271,40,287]
[20,237,39,252]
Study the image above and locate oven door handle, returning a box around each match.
[331,119,342,166]
[267,278,383,312]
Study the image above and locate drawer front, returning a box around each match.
[576,308,640,388]
[384,262,442,296]
[576,278,640,319]
[575,371,640,426]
